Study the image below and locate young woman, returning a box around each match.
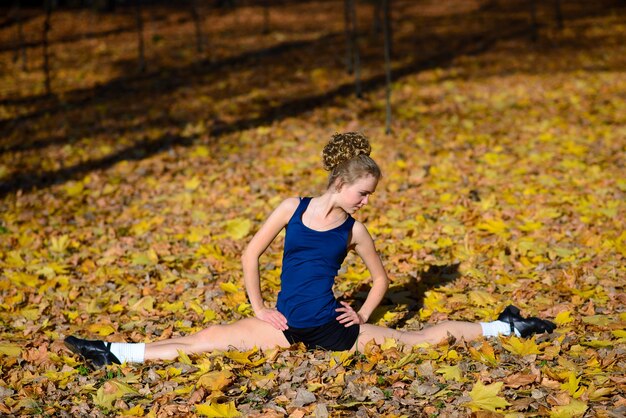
[65,132,555,368]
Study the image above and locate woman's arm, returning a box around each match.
[337,221,389,326]
[241,197,299,330]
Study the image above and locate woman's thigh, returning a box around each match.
[355,324,405,351]
[357,321,482,351]
[194,317,291,351]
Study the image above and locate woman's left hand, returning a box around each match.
[336,301,365,327]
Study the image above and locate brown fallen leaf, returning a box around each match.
[504,373,538,388]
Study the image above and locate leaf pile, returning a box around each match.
[0,1,625,416]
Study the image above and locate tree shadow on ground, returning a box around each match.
[0,0,623,199]
[0,22,525,198]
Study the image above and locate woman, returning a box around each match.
[65,132,555,368]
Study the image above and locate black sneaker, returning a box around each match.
[64,336,121,368]
[497,305,556,338]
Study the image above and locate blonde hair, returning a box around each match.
[322,132,381,188]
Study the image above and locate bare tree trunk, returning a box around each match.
[348,0,362,98]
[554,0,563,30]
[263,0,270,34]
[382,0,392,60]
[42,0,52,95]
[233,1,240,30]
[382,0,392,134]
[529,0,538,42]
[191,0,205,54]
[12,0,28,71]
[94,0,116,12]
[343,0,353,74]
[135,0,146,73]
[372,0,382,34]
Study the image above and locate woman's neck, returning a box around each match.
[304,193,347,230]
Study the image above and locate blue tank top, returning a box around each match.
[276,197,356,328]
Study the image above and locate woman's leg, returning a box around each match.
[144,317,290,361]
[354,305,556,351]
[356,321,482,352]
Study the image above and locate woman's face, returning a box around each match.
[338,174,378,214]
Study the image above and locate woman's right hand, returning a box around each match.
[255,308,289,331]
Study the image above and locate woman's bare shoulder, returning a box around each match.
[349,219,374,245]
[280,197,301,209]
[270,197,301,220]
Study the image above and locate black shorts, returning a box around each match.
[282,319,360,351]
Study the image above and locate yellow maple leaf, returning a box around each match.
[131,249,158,266]
[92,380,139,410]
[5,251,25,267]
[108,304,124,314]
[20,308,40,321]
[196,401,241,417]
[381,310,400,324]
[156,367,182,378]
[203,309,217,323]
[436,364,464,382]
[8,271,39,287]
[560,372,584,398]
[64,181,84,197]
[49,235,70,253]
[380,338,398,351]
[476,219,510,238]
[224,348,265,366]
[392,352,419,369]
[612,330,626,338]
[586,382,614,401]
[249,371,276,390]
[187,226,210,243]
[581,315,611,326]
[464,381,510,412]
[161,300,185,313]
[518,219,543,232]
[129,296,155,313]
[445,349,460,361]
[502,336,542,356]
[184,176,201,191]
[194,145,211,157]
[469,341,498,366]
[44,369,78,389]
[330,350,355,367]
[468,290,497,307]
[536,207,562,220]
[220,282,240,294]
[225,218,252,240]
[236,303,252,315]
[174,385,194,396]
[549,399,588,418]
[580,339,613,348]
[0,343,22,357]
[188,301,204,315]
[2,291,24,310]
[555,310,574,325]
[196,370,233,391]
[88,323,116,337]
[123,405,145,416]
[177,349,192,365]
[421,291,450,316]
[130,219,152,236]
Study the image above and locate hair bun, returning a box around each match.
[322,132,371,171]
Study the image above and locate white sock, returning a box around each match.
[109,343,146,363]
[480,320,521,337]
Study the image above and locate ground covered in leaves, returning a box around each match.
[0,0,625,417]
